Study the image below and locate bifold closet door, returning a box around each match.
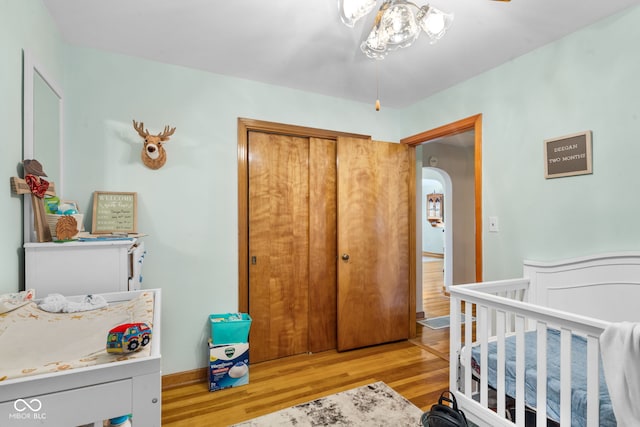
[336,137,410,351]
[248,131,310,363]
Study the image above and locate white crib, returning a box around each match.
[449,252,640,427]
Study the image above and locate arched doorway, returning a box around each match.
[422,167,453,290]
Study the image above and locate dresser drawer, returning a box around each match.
[1,378,132,426]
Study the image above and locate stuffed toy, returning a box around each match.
[107,322,152,353]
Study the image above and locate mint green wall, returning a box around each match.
[4,1,640,377]
[61,46,403,374]
[403,5,640,280]
[0,0,63,293]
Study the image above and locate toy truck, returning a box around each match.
[106,322,151,354]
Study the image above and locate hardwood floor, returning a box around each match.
[161,260,449,426]
[162,340,448,426]
[412,259,451,359]
[421,258,449,319]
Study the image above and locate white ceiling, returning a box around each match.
[42,0,639,108]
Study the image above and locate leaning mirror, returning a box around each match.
[23,50,64,243]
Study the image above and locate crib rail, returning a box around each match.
[449,278,609,427]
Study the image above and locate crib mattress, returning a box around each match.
[0,291,154,381]
[470,328,616,427]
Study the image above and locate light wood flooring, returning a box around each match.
[413,258,450,359]
[161,260,448,426]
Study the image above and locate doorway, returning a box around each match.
[421,167,452,319]
[401,114,483,328]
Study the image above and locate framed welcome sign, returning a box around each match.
[91,191,137,234]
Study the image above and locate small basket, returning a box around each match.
[46,213,84,237]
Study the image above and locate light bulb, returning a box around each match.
[417,5,454,44]
[424,13,445,34]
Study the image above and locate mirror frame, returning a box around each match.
[23,49,64,243]
[22,49,64,243]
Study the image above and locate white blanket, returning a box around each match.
[600,322,640,427]
[38,293,108,313]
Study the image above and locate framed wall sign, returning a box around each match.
[91,191,137,234]
[544,131,592,179]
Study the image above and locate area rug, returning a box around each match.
[231,381,423,426]
[417,314,475,330]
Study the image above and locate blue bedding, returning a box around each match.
[470,328,616,427]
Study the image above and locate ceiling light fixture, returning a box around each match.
[339,0,454,60]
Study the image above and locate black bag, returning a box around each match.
[421,391,468,427]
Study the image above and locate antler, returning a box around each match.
[133,120,149,138]
[157,125,176,141]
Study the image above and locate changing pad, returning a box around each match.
[0,291,154,381]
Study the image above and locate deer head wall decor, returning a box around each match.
[133,120,176,170]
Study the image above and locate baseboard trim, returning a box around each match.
[416,311,425,320]
[162,367,207,390]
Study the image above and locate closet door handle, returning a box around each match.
[341,253,350,261]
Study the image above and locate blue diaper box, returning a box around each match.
[208,340,250,392]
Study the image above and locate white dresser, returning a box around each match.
[24,238,146,296]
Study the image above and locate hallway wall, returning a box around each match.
[422,143,475,285]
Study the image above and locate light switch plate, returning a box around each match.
[489,216,499,232]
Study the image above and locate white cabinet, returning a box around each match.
[24,239,145,296]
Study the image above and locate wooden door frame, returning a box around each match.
[237,118,370,312]
[401,114,483,306]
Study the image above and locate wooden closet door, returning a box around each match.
[336,137,410,351]
[248,131,309,363]
[308,137,337,353]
